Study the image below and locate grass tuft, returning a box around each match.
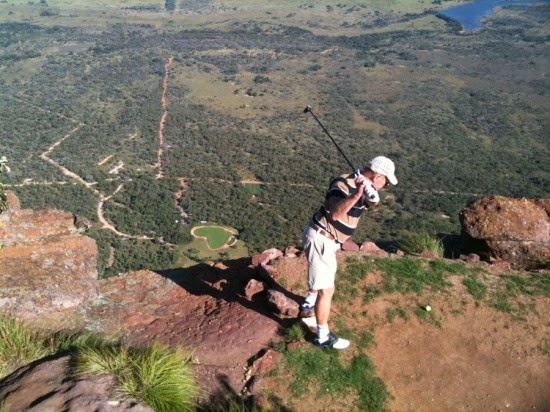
[76,342,197,412]
[357,331,375,349]
[0,315,98,379]
[398,232,445,257]
[284,322,306,343]
[0,315,50,378]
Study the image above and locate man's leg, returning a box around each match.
[314,286,350,350]
[314,286,334,326]
[299,289,318,318]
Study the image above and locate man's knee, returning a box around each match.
[318,287,335,299]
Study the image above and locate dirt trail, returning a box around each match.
[97,184,151,240]
[39,123,99,192]
[155,56,173,179]
[97,155,114,166]
[38,122,149,239]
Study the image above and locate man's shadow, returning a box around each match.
[155,257,303,326]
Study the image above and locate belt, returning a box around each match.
[310,223,336,241]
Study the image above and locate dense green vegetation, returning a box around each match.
[1,1,548,275]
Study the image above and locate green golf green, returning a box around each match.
[193,226,233,249]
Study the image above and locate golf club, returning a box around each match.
[303,105,358,176]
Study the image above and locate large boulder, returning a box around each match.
[0,193,99,329]
[460,196,549,269]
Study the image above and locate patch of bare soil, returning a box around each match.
[264,253,550,412]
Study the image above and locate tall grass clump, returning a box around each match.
[76,342,198,411]
[0,314,50,378]
[398,232,444,257]
[0,314,105,379]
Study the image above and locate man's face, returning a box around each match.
[372,174,389,190]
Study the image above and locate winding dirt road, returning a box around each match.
[155,56,173,179]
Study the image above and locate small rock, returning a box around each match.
[251,248,283,267]
[284,245,300,257]
[244,279,265,299]
[213,261,229,270]
[287,341,303,350]
[459,253,480,263]
[460,195,550,269]
[267,289,300,317]
[360,241,387,255]
[6,191,20,211]
[342,240,359,251]
[250,349,284,377]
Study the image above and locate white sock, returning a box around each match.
[317,324,329,342]
[303,291,317,308]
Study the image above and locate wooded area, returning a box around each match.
[1,3,548,276]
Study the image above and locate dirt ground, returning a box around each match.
[261,253,550,412]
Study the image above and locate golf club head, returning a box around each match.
[303,105,312,113]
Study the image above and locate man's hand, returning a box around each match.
[356,175,379,204]
[363,182,380,204]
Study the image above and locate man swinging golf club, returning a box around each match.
[301,107,398,349]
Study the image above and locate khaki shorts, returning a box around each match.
[302,225,341,290]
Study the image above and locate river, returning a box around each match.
[440,0,550,30]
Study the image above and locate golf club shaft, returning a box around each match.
[304,106,357,174]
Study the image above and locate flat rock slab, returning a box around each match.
[85,261,283,396]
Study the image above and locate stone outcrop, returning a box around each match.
[460,196,550,269]
[0,194,293,401]
[0,192,99,328]
[0,355,151,411]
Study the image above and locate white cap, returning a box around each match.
[369,156,398,185]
